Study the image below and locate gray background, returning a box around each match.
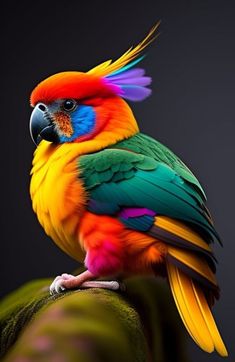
[1,1,234,361]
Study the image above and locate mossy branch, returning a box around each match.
[0,276,189,362]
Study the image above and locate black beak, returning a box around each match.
[29,104,59,145]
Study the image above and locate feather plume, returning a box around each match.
[88,22,160,101]
[88,22,160,77]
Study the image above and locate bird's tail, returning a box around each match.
[151,216,228,357]
[166,258,227,356]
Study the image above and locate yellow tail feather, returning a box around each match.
[192,283,228,356]
[167,246,217,287]
[155,216,212,252]
[166,262,228,356]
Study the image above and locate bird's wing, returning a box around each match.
[78,148,219,244]
[109,132,207,201]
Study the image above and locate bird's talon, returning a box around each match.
[49,273,75,295]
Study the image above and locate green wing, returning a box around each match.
[78,147,219,244]
[109,133,206,200]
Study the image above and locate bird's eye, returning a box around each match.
[62,99,77,112]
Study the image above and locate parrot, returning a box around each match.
[29,23,227,356]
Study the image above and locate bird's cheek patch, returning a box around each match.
[54,112,73,137]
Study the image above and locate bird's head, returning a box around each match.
[29,24,159,146]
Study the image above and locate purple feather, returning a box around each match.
[120,85,152,101]
[104,67,152,102]
[114,76,151,86]
[119,207,156,219]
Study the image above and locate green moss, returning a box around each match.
[0,279,51,320]
[0,276,189,362]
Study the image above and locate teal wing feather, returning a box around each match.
[78,148,219,244]
[109,133,206,200]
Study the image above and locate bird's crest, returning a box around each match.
[88,22,160,101]
[30,23,160,106]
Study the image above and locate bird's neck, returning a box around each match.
[91,97,139,148]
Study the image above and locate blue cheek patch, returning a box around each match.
[59,105,95,143]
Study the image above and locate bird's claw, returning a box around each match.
[49,273,75,295]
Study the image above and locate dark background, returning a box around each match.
[1,1,234,361]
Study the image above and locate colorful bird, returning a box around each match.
[29,23,227,356]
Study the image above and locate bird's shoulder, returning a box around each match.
[78,146,158,190]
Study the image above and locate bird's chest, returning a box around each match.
[30,152,87,261]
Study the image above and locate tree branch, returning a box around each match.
[0,276,189,362]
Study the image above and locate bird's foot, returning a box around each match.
[49,273,75,295]
[49,270,123,295]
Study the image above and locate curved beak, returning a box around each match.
[29,105,59,145]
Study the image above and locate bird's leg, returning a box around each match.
[49,213,126,295]
[49,270,122,295]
